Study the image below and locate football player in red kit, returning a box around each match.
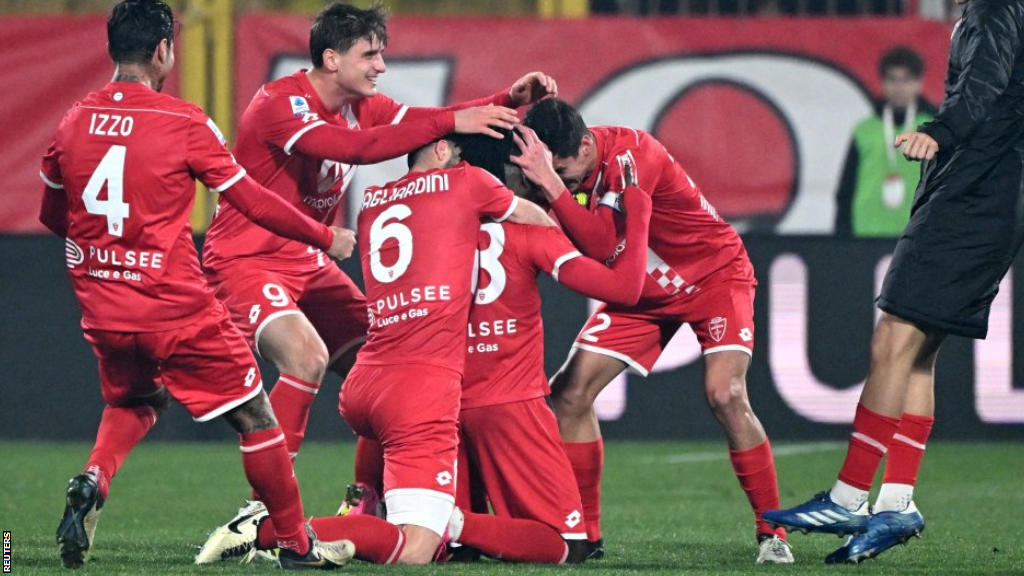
[201,2,557,469]
[342,132,655,563]
[42,0,355,569]
[522,100,793,564]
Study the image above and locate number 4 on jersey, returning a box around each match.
[83,145,131,237]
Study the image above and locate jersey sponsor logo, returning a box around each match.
[65,238,85,268]
[435,470,453,486]
[565,510,582,529]
[289,96,310,117]
[739,327,753,342]
[205,118,227,145]
[709,316,727,342]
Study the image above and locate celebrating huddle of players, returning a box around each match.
[42,0,788,569]
[53,0,1024,569]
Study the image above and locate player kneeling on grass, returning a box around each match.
[196,129,633,565]
[42,0,357,570]
[339,128,653,564]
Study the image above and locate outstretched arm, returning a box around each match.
[402,71,559,121]
[219,175,354,260]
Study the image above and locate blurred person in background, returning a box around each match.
[834,46,935,237]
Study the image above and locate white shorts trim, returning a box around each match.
[328,336,367,367]
[253,310,305,358]
[494,196,519,223]
[192,382,264,422]
[702,344,753,357]
[572,343,649,377]
[384,488,456,538]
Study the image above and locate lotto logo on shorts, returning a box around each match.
[739,328,753,342]
[709,317,727,342]
[435,471,453,486]
[565,510,582,528]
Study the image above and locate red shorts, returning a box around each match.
[207,263,368,364]
[457,398,586,540]
[339,362,461,536]
[574,279,756,375]
[83,301,263,421]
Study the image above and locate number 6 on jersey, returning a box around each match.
[369,204,413,283]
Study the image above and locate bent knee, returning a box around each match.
[276,341,330,382]
[705,377,750,413]
[551,383,598,418]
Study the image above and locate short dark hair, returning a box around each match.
[879,46,925,79]
[523,98,589,158]
[107,0,176,64]
[406,129,518,179]
[448,129,517,184]
[310,2,388,68]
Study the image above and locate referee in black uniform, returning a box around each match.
[765,0,1024,563]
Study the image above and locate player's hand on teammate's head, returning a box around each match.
[454,106,520,140]
[895,131,939,162]
[327,226,357,260]
[508,72,558,107]
[510,126,565,200]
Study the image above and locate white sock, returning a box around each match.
[875,483,914,512]
[830,479,869,512]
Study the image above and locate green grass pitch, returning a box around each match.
[2,440,1021,574]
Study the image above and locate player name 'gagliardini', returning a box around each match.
[361,172,450,210]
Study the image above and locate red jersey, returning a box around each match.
[355,163,517,373]
[574,127,753,307]
[462,222,581,409]
[39,82,246,332]
[203,71,427,271]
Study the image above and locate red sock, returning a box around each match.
[883,413,934,485]
[563,440,603,542]
[460,512,568,563]
[729,439,785,539]
[257,515,405,564]
[268,373,321,459]
[355,436,385,495]
[240,428,308,555]
[837,404,901,490]
[86,405,158,500]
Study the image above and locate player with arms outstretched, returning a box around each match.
[521,101,792,564]
[201,2,557,469]
[41,0,354,569]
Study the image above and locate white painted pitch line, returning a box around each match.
[633,442,847,465]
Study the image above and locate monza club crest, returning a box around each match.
[709,317,727,342]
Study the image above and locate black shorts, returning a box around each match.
[877,149,1024,339]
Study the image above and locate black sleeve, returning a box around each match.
[834,138,858,238]
[918,3,1022,150]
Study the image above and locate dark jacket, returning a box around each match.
[916,0,1024,203]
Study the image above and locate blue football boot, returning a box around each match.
[763,491,870,536]
[825,502,924,564]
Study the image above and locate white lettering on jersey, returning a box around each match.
[361,173,450,210]
[88,113,134,137]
